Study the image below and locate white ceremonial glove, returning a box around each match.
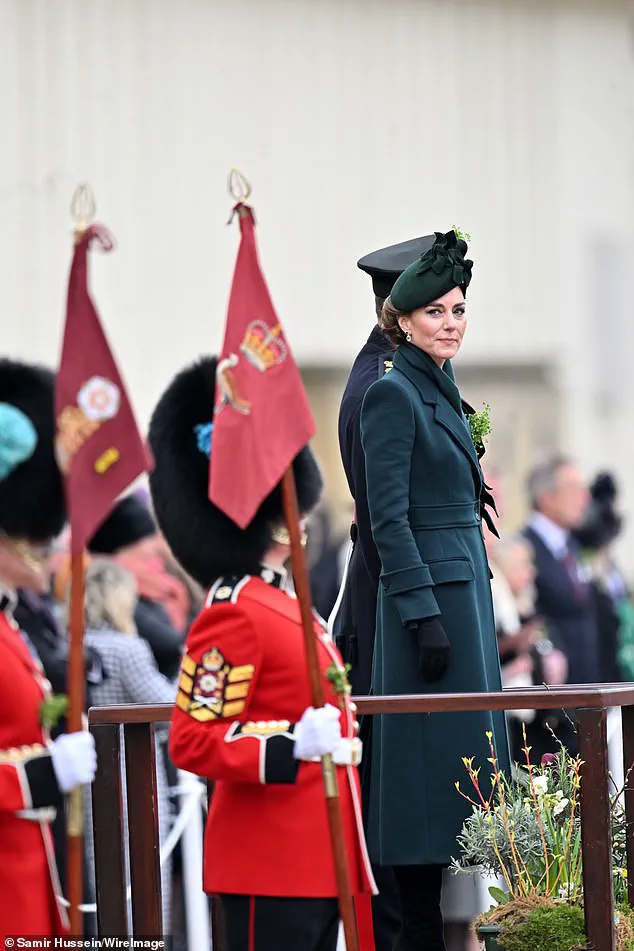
[50,731,98,792]
[294,704,342,761]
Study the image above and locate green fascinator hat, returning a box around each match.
[390,229,473,312]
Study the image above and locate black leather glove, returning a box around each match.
[406,617,451,683]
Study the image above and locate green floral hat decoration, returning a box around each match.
[390,229,473,312]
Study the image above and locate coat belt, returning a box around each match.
[409,501,481,529]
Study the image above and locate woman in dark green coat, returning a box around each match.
[360,230,510,951]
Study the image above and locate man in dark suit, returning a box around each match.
[331,235,436,696]
[330,234,437,951]
[523,454,600,759]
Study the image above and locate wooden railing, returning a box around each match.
[89,684,634,951]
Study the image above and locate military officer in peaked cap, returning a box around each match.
[0,359,97,938]
[330,235,437,700]
[148,356,376,951]
[329,235,437,951]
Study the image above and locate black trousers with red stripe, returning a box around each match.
[220,894,339,951]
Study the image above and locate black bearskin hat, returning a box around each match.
[0,358,66,542]
[573,471,623,551]
[88,493,157,555]
[148,356,323,588]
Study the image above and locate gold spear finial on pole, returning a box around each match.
[228,168,252,203]
[70,183,97,236]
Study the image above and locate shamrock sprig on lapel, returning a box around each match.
[40,694,69,730]
[326,661,352,709]
[468,403,492,454]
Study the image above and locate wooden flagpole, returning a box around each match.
[65,185,96,934]
[66,552,86,934]
[281,469,360,951]
[226,169,359,949]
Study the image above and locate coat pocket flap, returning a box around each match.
[380,564,434,594]
[428,558,475,585]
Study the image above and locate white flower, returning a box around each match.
[555,790,564,800]
[77,376,120,422]
[553,798,569,816]
[197,673,218,694]
[532,775,549,796]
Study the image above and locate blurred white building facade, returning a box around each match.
[2,0,634,566]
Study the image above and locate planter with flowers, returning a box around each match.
[451,728,634,950]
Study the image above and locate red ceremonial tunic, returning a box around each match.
[169,570,376,901]
[0,606,68,939]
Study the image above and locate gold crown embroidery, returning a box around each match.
[240,320,287,372]
[202,647,225,671]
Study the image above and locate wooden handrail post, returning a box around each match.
[124,723,163,936]
[578,708,615,951]
[91,723,128,935]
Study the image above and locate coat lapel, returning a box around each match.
[433,397,481,478]
[394,352,482,485]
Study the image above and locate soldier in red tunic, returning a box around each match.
[0,359,97,939]
[148,356,376,951]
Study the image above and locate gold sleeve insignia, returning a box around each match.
[176,646,255,721]
[0,743,46,766]
[233,720,292,738]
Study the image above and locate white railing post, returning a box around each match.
[178,769,212,950]
[608,706,624,795]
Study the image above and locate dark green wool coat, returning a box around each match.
[360,341,510,867]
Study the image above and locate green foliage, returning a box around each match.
[488,887,512,906]
[454,796,544,880]
[457,728,634,949]
[40,694,68,730]
[612,803,629,905]
[452,224,472,243]
[615,902,634,950]
[498,904,587,951]
[479,900,634,951]
[468,403,492,452]
[325,662,352,707]
[452,732,584,902]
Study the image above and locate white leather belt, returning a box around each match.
[306,737,363,767]
[17,807,57,822]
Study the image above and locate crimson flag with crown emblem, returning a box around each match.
[56,225,151,555]
[209,204,316,528]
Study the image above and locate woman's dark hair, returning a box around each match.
[380,296,409,347]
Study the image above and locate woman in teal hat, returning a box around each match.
[360,231,509,950]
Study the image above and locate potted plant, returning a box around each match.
[451,728,634,950]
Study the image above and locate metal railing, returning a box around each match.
[89,683,634,951]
